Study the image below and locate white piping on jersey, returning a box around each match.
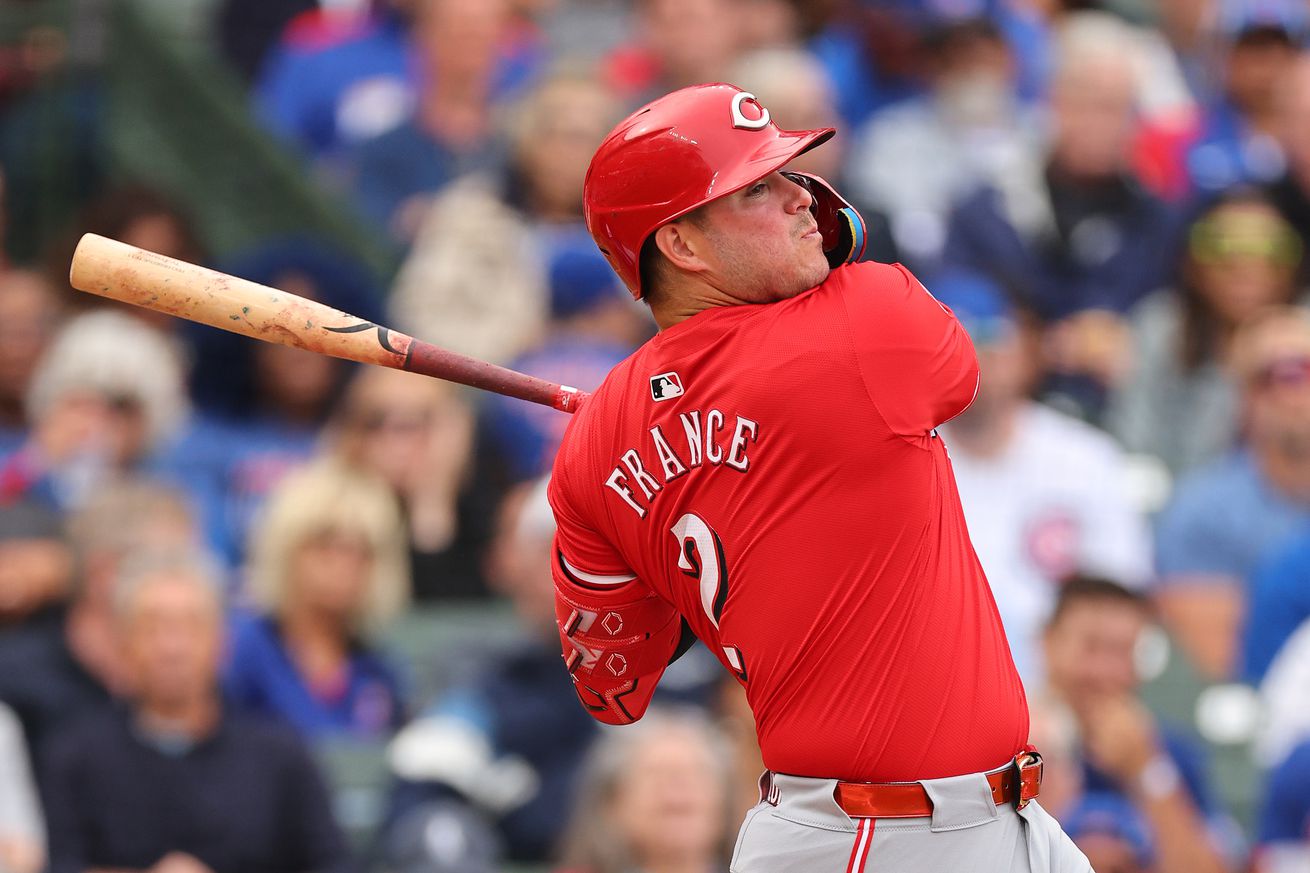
[561,557,637,586]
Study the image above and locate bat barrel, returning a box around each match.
[68,233,589,414]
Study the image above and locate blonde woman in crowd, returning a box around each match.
[557,708,735,873]
[225,461,409,738]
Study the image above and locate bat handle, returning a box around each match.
[403,338,591,414]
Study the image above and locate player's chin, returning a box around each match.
[799,250,831,289]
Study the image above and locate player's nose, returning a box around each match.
[780,173,814,213]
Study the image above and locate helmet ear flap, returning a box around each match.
[781,171,868,268]
[829,206,866,270]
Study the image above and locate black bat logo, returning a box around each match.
[324,321,402,355]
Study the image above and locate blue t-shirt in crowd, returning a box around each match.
[1243,530,1310,683]
[224,614,405,740]
[1261,740,1310,845]
[1155,451,1310,584]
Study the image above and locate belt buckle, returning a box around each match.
[1013,747,1043,811]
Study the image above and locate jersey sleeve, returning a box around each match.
[840,262,980,436]
[547,473,683,725]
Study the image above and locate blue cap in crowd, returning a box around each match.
[547,240,625,320]
[1061,793,1155,869]
[924,269,1015,345]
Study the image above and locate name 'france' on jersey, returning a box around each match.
[548,261,1029,783]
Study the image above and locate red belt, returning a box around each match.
[830,749,1043,819]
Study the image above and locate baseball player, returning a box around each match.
[548,83,1093,872]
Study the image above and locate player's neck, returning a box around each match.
[650,276,754,330]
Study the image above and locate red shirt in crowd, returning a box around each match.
[549,261,1028,782]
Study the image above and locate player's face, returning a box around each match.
[693,171,831,302]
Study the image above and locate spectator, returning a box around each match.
[937,271,1152,683]
[1108,187,1305,476]
[0,484,198,755]
[844,18,1043,270]
[44,185,206,333]
[0,701,43,873]
[254,0,415,158]
[174,238,382,565]
[225,461,408,739]
[341,0,534,240]
[41,549,350,873]
[0,269,62,458]
[388,72,621,365]
[0,311,187,511]
[602,0,745,107]
[942,12,1181,417]
[729,46,900,265]
[482,240,645,484]
[258,0,540,162]
[1186,1,1304,193]
[1255,739,1310,872]
[1155,306,1310,679]
[556,708,733,873]
[329,367,492,600]
[1268,52,1310,286]
[381,477,600,864]
[1041,577,1229,873]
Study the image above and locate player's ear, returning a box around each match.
[653,221,711,276]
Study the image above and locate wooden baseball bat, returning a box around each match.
[68,233,588,414]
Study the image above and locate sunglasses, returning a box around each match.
[352,409,432,434]
[1189,215,1303,267]
[1251,355,1310,389]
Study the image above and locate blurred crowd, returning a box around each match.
[1,0,1310,871]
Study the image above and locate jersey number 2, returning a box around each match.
[670,513,747,681]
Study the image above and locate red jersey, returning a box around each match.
[548,261,1028,782]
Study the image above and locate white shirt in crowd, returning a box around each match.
[945,402,1153,683]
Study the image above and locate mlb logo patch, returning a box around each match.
[650,372,684,402]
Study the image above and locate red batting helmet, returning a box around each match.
[583,82,867,299]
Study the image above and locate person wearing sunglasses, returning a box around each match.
[1109,188,1304,478]
[1155,306,1310,680]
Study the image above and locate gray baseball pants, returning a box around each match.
[730,770,1093,873]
